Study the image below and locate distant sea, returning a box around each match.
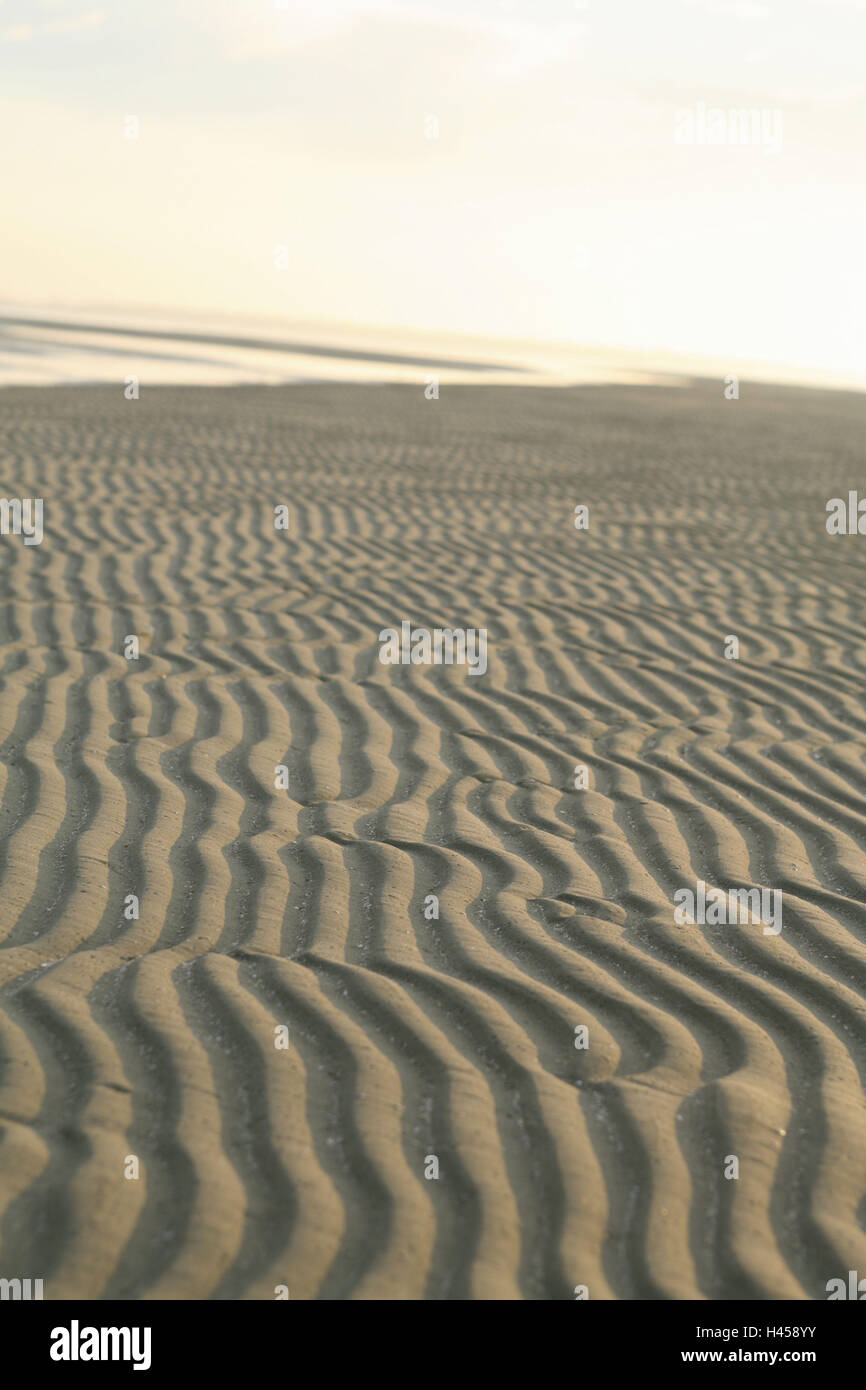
[0,305,859,392]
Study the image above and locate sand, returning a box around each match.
[0,379,865,1300]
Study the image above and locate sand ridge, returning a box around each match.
[0,380,865,1299]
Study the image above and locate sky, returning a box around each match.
[1,0,864,381]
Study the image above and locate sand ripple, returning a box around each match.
[1,381,865,1299]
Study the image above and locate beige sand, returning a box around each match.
[0,380,865,1300]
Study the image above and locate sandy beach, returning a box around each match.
[1,377,865,1300]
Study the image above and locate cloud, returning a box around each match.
[179,0,587,76]
[681,0,770,15]
[2,9,105,41]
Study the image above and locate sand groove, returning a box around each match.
[1,381,866,1298]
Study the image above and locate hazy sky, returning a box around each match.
[1,0,864,378]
